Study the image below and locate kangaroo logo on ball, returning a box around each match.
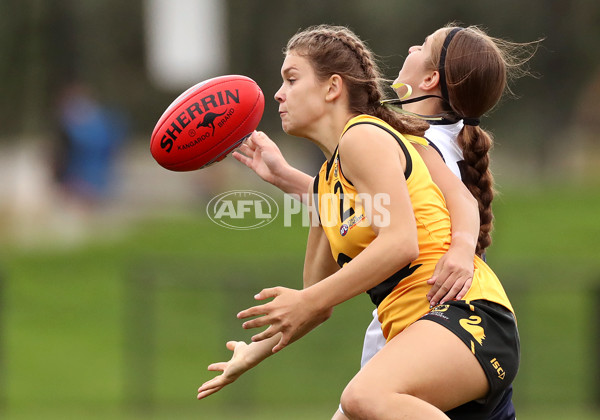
[197,110,227,136]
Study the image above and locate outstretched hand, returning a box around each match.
[426,246,474,306]
[197,341,253,400]
[233,131,288,185]
[237,287,328,353]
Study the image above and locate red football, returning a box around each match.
[150,75,265,171]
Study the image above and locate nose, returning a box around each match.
[274,85,284,103]
[408,45,419,54]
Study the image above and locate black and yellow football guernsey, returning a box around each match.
[314,115,513,342]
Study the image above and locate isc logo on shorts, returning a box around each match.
[490,357,506,380]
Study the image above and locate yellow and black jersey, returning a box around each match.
[314,114,513,341]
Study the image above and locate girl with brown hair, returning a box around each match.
[197,24,533,419]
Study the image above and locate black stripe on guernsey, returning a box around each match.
[313,173,322,225]
[345,122,412,179]
[367,262,422,306]
[336,153,353,187]
[325,146,338,181]
[424,137,445,162]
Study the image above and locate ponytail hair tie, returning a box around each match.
[462,117,480,127]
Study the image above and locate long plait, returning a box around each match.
[457,125,495,255]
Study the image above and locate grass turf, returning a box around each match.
[0,183,598,418]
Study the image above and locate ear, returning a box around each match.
[325,74,344,102]
[419,70,441,93]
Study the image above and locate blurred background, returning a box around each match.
[0,0,599,419]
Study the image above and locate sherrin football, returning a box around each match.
[151,75,265,171]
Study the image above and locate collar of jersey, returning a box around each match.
[342,115,428,147]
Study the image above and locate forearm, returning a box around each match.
[444,188,478,256]
[303,223,340,289]
[303,233,417,312]
[273,165,313,201]
[416,144,478,256]
[245,334,283,363]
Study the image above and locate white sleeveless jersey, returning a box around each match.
[424,121,465,180]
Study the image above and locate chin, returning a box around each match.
[282,123,301,137]
[281,122,292,135]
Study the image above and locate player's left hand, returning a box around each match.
[426,245,474,306]
[233,131,288,186]
[197,341,252,400]
[237,287,325,353]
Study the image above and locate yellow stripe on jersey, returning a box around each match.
[316,115,513,342]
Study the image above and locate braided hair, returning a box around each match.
[285,25,429,137]
[427,25,540,255]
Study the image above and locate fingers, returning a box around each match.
[456,278,473,300]
[428,275,468,307]
[429,258,444,284]
[427,260,458,305]
[246,131,258,147]
[426,259,445,300]
[243,131,266,152]
[254,287,281,300]
[241,313,271,330]
[236,287,281,320]
[429,276,457,306]
[439,280,463,305]
[237,142,255,156]
[197,340,244,400]
[197,380,224,400]
[271,334,291,354]
[428,281,453,307]
[232,133,258,162]
[426,273,444,304]
[250,325,278,342]
[237,302,268,320]
[197,368,229,400]
[207,362,228,372]
[427,254,475,306]
[251,130,271,147]
[232,141,256,164]
[232,150,250,166]
[250,327,290,352]
[225,340,239,351]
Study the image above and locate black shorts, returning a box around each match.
[419,300,520,419]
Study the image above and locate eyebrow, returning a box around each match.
[281,66,299,77]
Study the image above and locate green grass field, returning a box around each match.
[0,183,598,419]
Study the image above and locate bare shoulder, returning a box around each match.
[338,122,405,181]
[339,122,398,154]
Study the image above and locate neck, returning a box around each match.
[305,110,357,161]
[402,94,444,116]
